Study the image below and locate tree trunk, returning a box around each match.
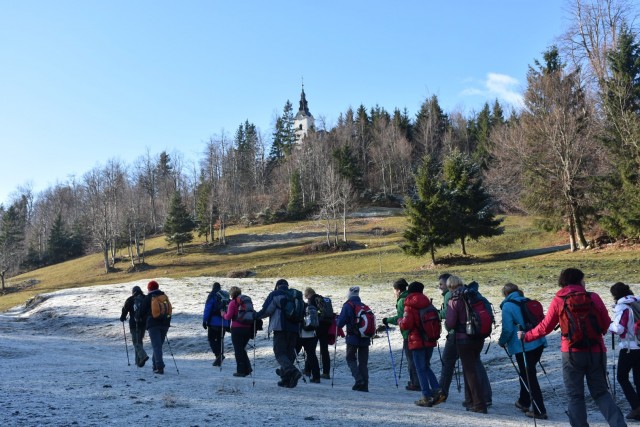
[0,269,6,291]
[430,245,436,265]
[460,237,467,255]
[102,244,110,274]
[568,216,577,252]
[572,207,589,249]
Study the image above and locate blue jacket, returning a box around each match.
[202,292,230,328]
[256,287,300,333]
[498,291,546,355]
[337,296,371,347]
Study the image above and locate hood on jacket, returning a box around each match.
[404,292,430,309]
[555,284,587,298]
[500,290,524,309]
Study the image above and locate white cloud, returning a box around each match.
[461,72,524,108]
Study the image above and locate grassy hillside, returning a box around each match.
[1,214,639,312]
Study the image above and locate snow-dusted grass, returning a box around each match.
[0,277,632,426]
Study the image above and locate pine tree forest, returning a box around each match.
[1,0,639,280]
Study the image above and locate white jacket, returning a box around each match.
[609,295,640,350]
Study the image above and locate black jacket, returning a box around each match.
[120,293,146,329]
[139,290,172,330]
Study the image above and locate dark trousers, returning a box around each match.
[148,325,168,370]
[457,339,487,411]
[273,330,299,379]
[404,339,419,387]
[207,326,225,359]
[346,344,369,385]
[316,323,331,375]
[515,345,546,415]
[439,334,458,396]
[562,351,626,427]
[231,327,252,375]
[130,326,148,366]
[618,348,640,411]
[301,336,320,380]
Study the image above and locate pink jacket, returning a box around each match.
[524,284,610,352]
[223,298,251,329]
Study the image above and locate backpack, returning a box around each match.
[626,300,640,343]
[303,304,320,331]
[133,293,145,323]
[416,302,442,342]
[558,291,603,349]
[347,301,376,338]
[235,295,256,325]
[151,294,172,320]
[314,294,334,324]
[282,288,305,323]
[461,288,493,338]
[508,298,545,332]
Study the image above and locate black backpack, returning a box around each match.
[133,294,145,323]
[282,288,305,323]
[215,290,230,315]
[314,294,334,324]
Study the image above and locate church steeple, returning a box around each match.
[293,82,314,143]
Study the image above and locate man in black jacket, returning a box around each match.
[119,285,149,367]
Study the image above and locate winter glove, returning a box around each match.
[382,318,388,326]
[119,317,126,322]
[202,322,208,330]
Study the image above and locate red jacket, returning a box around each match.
[524,284,610,352]
[398,292,436,350]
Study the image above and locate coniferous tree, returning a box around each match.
[401,155,454,264]
[164,191,195,254]
[47,214,71,264]
[600,25,640,238]
[0,200,27,290]
[442,150,504,255]
[332,145,363,193]
[287,170,303,219]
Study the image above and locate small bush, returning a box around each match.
[228,270,254,278]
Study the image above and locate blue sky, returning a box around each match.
[0,1,567,207]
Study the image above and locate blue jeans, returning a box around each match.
[562,352,626,427]
[147,325,168,370]
[412,347,439,398]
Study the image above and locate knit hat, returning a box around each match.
[408,281,424,294]
[347,286,360,298]
[132,285,142,295]
[212,282,221,292]
[147,280,159,291]
[275,279,289,290]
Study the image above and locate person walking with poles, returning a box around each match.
[304,287,333,380]
[119,285,149,367]
[222,286,253,377]
[138,280,172,375]
[609,282,640,421]
[337,286,373,392]
[382,278,420,391]
[202,282,230,367]
[518,268,626,427]
[398,281,446,407]
[498,283,547,420]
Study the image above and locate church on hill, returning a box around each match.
[293,84,314,144]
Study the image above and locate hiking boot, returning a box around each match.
[431,391,446,406]
[405,384,421,391]
[525,411,548,420]
[321,373,331,380]
[352,381,368,392]
[276,368,283,377]
[139,356,149,368]
[309,377,321,384]
[277,380,287,387]
[233,372,248,377]
[627,406,640,420]
[415,397,434,407]
[515,401,529,412]
[212,355,225,367]
[287,370,303,388]
[153,368,164,375]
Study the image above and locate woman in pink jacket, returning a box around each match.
[222,286,253,377]
[519,268,626,427]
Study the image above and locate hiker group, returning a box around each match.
[120,268,640,427]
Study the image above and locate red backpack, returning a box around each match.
[347,301,376,338]
[558,291,603,349]
[416,302,442,342]
[508,298,545,332]
[462,290,493,338]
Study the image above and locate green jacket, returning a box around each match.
[439,289,453,335]
[387,290,409,339]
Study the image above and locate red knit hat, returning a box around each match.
[147,280,159,291]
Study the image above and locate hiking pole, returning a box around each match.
[538,359,570,418]
[252,320,257,388]
[165,334,180,375]
[385,326,399,388]
[294,346,308,384]
[122,322,131,366]
[611,333,616,399]
[503,347,542,415]
[518,327,537,427]
[398,342,405,381]
[455,358,462,393]
[331,322,338,388]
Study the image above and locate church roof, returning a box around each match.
[295,85,313,120]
